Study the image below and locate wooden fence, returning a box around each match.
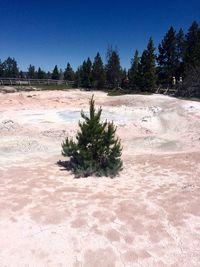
[0,78,74,86]
[156,87,177,95]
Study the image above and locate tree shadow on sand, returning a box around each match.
[57,159,71,171]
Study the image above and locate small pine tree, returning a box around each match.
[61,96,123,177]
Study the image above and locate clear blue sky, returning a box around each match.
[0,0,199,71]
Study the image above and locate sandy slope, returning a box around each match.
[0,90,200,267]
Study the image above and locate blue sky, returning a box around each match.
[0,0,199,71]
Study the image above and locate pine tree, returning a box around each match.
[27,64,36,79]
[176,67,200,97]
[184,21,200,69]
[0,60,4,77]
[51,65,59,80]
[3,57,19,78]
[80,58,92,88]
[157,26,178,85]
[140,38,157,92]
[37,67,46,79]
[59,68,64,80]
[128,50,141,91]
[19,71,24,78]
[121,68,128,89]
[74,67,81,87]
[61,96,123,177]
[91,52,106,89]
[176,28,185,78]
[64,63,74,81]
[106,47,122,89]
[46,71,52,79]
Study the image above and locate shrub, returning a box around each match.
[61,96,123,177]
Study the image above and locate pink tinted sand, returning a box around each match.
[0,90,200,267]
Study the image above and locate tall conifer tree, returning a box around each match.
[176,28,185,78]
[64,63,74,81]
[92,52,106,89]
[52,65,60,80]
[106,47,122,89]
[27,64,36,79]
[0,60,4,77]
[128,50,141,91]
[74,67,81,87]
[184,21,200,69]
[140,38,157,92]
[3,57,19,78]
[157,26,178,85]
[80,58,92,88]
[37,67,46,79]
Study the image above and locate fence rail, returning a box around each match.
[156,87,177,95]
[0,78,74,86]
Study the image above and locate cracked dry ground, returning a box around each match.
[0,90,200,267]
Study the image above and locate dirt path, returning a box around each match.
[0,90,200,266]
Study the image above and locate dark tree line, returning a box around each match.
[0,21,199,95]
[0,59,75,81]
[73,21,200,94]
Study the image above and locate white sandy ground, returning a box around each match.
[0,90,200,267]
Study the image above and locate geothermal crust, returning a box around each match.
[0,90,200,267]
